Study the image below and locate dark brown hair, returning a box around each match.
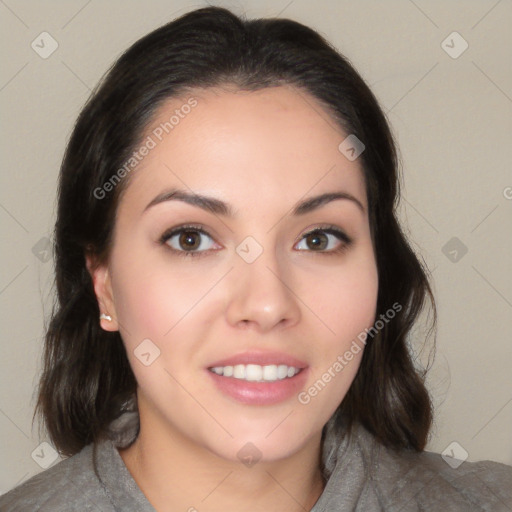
[36,6,436,457]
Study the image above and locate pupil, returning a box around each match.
[308,232,326,250]
[180,230,199,250]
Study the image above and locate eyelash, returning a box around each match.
[158,224,353,259]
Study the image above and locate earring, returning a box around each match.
[100,313,112,321]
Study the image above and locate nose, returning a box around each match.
[225,245,301,333]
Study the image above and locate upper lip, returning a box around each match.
[207,351,308,369]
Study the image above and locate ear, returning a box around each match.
[85,253,119,332]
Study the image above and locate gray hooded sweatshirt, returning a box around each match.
[1,408,511,511]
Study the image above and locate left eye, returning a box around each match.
[295,228,348,252]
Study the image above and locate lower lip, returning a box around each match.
[206,368,309,405]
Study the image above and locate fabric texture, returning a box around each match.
[1,400,511,511]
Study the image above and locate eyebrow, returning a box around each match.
[143,187,365,217]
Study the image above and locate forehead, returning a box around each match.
[117,85,367,219]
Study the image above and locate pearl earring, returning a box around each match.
[100,313,112,321]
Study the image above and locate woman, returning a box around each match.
[1,6,510,511]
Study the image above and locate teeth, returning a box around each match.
[263,364,278,381]
[245,364,262,381]
[277,364,288,379]
[209,364,301,382]
[233,364,245,379]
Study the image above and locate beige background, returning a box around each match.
[1,0,511,493]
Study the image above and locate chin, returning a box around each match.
[208,421,317,464]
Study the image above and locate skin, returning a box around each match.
[87,84,378,512]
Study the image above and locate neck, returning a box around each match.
[118,410,326,512]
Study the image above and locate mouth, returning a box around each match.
[206,352,308,405]
[208,363,303,382]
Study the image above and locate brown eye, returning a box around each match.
[178,230,202,250]
[160,225,219,257]
[295,227,352,254]
[304,231,328,251]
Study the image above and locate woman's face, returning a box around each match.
[92,85,378,462]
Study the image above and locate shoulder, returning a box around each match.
[0,442,115,512]
[356,426,512,510]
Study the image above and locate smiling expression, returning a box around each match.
[91,84,379,462]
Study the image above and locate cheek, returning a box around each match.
[306,255,378,347]
[296,261,377,419]
[109,256,217,393]
[110,244,227,354]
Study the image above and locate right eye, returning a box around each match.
[159,225,221,258]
